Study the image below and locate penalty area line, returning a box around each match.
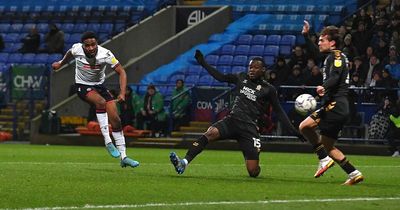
[9,197,400,210]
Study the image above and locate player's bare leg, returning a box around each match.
[321,135,364,185]
[86,92,120,158]
[299,117,334,178]
[106,100,139,168]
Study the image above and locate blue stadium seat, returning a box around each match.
[217,65,231,74]
[264,45,279,56]
[22,23,36,32]
[220,44,236,55]
[232,55,248,66]
[68,33,81,43]
[205,55,219,66]
[263,56,275,66]
[86,23,100,32]
[266,35,281,45]
[34,53,49,64]
[217,55,233,66]
[99,23,113,33]
[198,75,214,86]
[279,45,292,57]
[9,23,23,33]
[21,53,36,63]
[187,65,203,76]
[231,66,246,74]
[236,34,252,45]
[4,33,19,43]
[7,53,23,63]
[0,53,9,63]
[234,45,250,55]
[61,23,75,33]
[249,45,264,56]
[0,24,10,33]
[184,75,199,86]
[73,23,87,33]
[168,73,185,84]
[36,23,48,33]
[98,33,109,43]
[251,35,267,45]
[3,43,22,53]
[280,35,296,46]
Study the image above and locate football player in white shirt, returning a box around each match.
[52,31,139,168]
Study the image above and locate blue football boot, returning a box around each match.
[169,152,186,174]
[120,157,140,168]
[106,142,120,158]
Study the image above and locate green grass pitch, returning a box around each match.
[0,144,399,209]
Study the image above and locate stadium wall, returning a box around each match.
[31,6,232,142]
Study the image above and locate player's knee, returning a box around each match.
[248,166,261,178]
[94,99,107,109]
[204,127,220,140]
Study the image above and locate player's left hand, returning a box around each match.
[194,50,205,64]
[117,94,125,102]
[316,86,325,96]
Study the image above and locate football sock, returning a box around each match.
[96,110,112,145]
[112,130,127,159]
[184,135,209,163]
[337,157,356,174]
[313,143,328,160]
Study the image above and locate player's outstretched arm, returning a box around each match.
[194,50,236,83]
[302,20,322,61]
[52,49,73,71]
[114,64,127,102]
[268,86,306,142]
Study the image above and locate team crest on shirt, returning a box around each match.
[111,57,118,65]
[334,59,342,67]
[87,88,92,92]
[243,79,247,84]
[256,85,261,90]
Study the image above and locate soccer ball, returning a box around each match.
[295,94,317,114]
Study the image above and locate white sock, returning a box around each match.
[182,159,188,165]
[112,131,127,159]
[96,112,112,145]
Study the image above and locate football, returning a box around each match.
[295,94,317,114]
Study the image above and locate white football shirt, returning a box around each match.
[71,43,120,85]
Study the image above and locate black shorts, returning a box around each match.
[310,97,349,139]
[213,116,261,160]
[75,83,114,103]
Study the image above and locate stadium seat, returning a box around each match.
[21,53,36,63]
[220,44,236,55]
[236,34,252,45]
[198,75,214,86]
[99,23,113,33]
[187,65,203,76]
[4,33,19,43]
[251,35,267,45]
[168,73,185,84]
[36,23,48,33]
[234,45,250,55]
[7,53,23,63]
[279,45,292,57]
[68,33,81,44]
[231,66,246,74]
[73,23,87,33]
[266,35,281,45]
[217,55,233,66]
[0,53,9,63]
[86,23,100,32]
[9,23,23,33]
[280,35,296,46]
[264,45,279,57]
[217,65,231,74]
[34,53,49,64]
[263,56,275,66]
[249,45,264,56]
[0,24,10,33]
[184,75,199,86]
[22,23,36,32]
[61,23,75,33]
[205,55,219,66]
[47,54,63,64]
[232,55,248,66]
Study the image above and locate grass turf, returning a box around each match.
[0,144,399,209]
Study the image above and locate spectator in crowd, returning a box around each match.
[118,86,142,128]
[0,34,4,51]
[390,31,400,51]
[374,38,389,61]
[305,65,323,87]
[383,45,400,65]
[136,84,167,137]
[19,27,41,53]
[302,58,316,79]
[352,22,373,56]
[349,73,365,102]
[362,46,374,64]
[171,79,191,131]
[338,25,348,42]
[342,34,359,61]
[288,45,308,69]
[284,65,305,100]
[271,56,290,85]
[368,96,392,140]
[352,8,373,30]
[387,99,400,157]
[351,56,368,82]
[42,23,64,53]
[380,67,399,101]
[385,57,400,80]
[365,55,383,86]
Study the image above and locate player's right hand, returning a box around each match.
[52,62,61,70]
[302,20,310,35]
[194,50,205,64]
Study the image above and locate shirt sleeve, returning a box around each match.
[105,50,120,68]
[322,54,343,90]
[70,43,81,57]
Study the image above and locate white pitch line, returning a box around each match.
[0,162,399,168]
[6,197,400,210]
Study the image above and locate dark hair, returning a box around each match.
[81,31,97,42]
[147,84,156,90]
[250,57,266,67]
[320,26,341,48]
[176,79,184,84]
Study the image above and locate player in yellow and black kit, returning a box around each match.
[299,21,364,185]
[169,50,305,178]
